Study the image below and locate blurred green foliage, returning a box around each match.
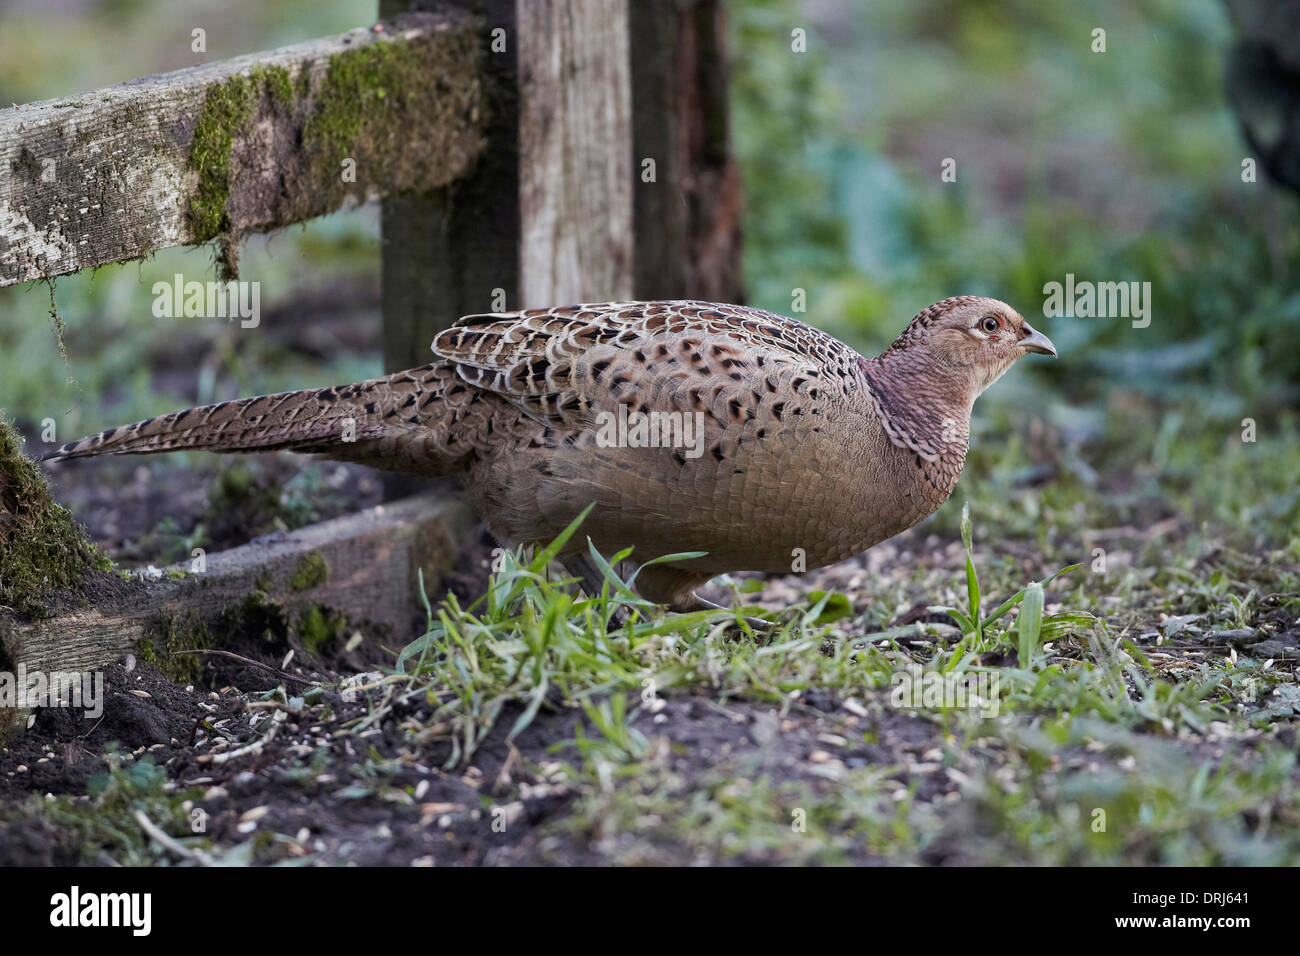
[730,0,1300,541]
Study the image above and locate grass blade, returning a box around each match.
[980,563,1081,630]
[1017,582,1044,668]
[527,502,595,574]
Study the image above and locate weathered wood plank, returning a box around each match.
[630,0,744,302]
[0,492,476,735]
[0,11,486,287]
[518,0,635,305]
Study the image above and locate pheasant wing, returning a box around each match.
[430,300,865,432]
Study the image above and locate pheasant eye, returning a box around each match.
[979,316,1000,334]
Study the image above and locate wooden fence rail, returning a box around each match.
[0,11,484,287]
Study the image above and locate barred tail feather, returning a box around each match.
[43,385,382,463]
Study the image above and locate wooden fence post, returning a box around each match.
[378,0,744,374]
[380,0,521,374]
[379,0,635,377]
[516,0,635,306]
[630,0,745,303]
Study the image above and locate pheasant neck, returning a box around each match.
[860,352,975,463]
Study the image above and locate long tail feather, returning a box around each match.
[41,367,432,463]
[44,387,365,461]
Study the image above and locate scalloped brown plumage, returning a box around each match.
[46,297,1055,611]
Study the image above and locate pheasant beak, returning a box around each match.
[1018,323,1057,358]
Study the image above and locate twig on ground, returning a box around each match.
[196,715,282,765]
[169,649,317,686]
[133,810,216,866]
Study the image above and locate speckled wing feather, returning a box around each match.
[431,299,868,435]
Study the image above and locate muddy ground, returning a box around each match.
[0,652,948,866]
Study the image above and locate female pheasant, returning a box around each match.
[46,296,1055,611]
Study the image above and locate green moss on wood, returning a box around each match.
[290,551,330,592]
[138,587,347,682]
[186,64,300,246]
[137,588,292,684]
[300,32,481,212]
[232,589,290,644]
[186,73,259,243]
[294,60,313,101]
[184,31,482,251]
[296,605,347,655]
[260,64,295,111]
[138,612,208,685]
[0,416,106,619]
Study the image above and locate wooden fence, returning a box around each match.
[0,0,743,725]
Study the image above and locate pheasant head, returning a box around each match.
[862,295,1055,465]
[884,295,1055,393]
